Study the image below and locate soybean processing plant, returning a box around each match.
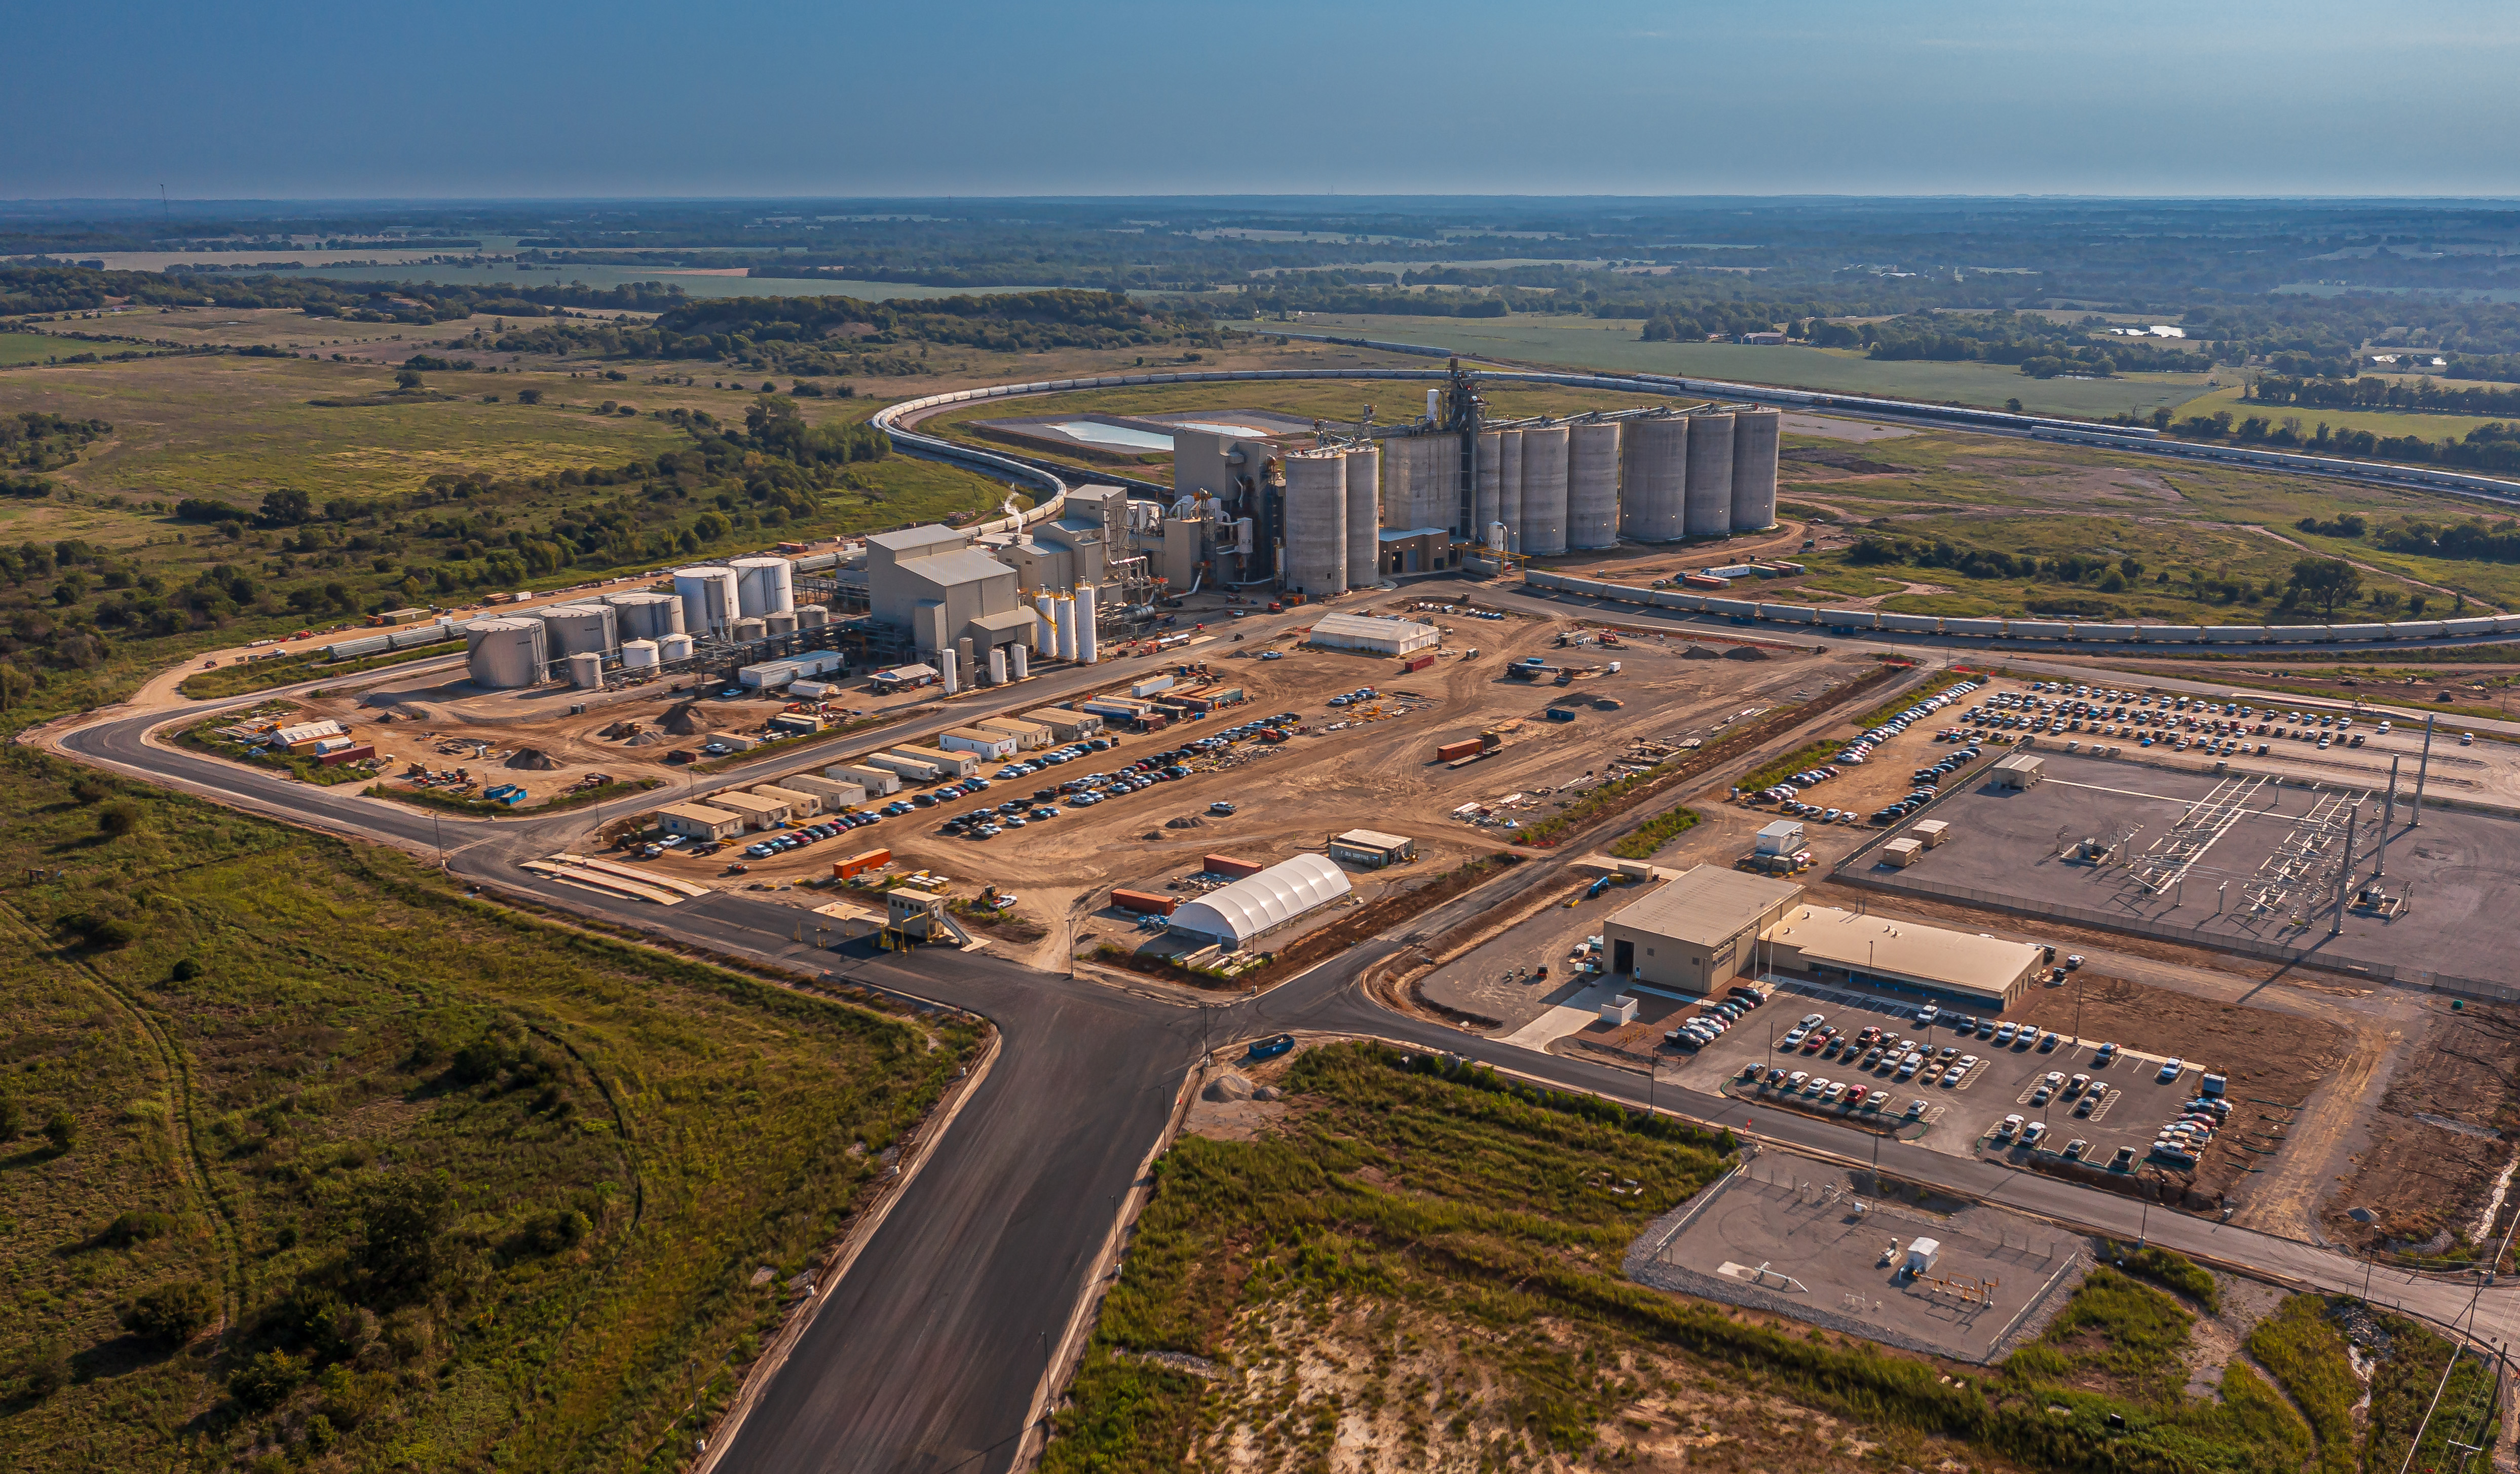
[1168,361,1779,599]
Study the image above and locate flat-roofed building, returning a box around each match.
[1601,865,1806,994]
[656,803,745,842]
[751,783,822,818]
[1328,828,1416,868]
[1761,905,2040,1009]
[706,789,792,830]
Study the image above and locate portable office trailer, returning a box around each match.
[939,727,1019,759]
[780,774,867,809]
[750,784,821,818]
[899,745,979,778]
[1025,708,1102,741]
[705,790,791,830]
[827,763,900,796]
[656,803,745,842]
[862,752,943,783]
[975,716,1054,749]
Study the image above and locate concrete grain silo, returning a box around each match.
[1730,407,1781,530]
[731,555,796,618]
[1567,421,1622,551]
[1621,415,1688,542]
[1683,412,1736,537]
[1343,444,1381,589]
[539,602,618,657]
[1519,424,1570,556]
[673,565,739,638]
[1282,449,1349,598]
[1473,431,1501,544]
[1497,429,1524,552]
[465,617,547,689]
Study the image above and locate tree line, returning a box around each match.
[2249,373,2520,419]
[0,266,688,325]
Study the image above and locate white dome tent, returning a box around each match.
[1166,854,1352,950]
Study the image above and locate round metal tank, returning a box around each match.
[657,632,695,662]
[1567,421,1621,550]
[731,555,795,618]
[465,617,546,689]
[620,638,659,670]
[566,651,604,689]
[1343,444,1380,588]
[796,604,829,629]
[1076,583,1099,664]
[1621,415,1688,542]
[1683,412,1736,537]
[1282,450,1348,597]
[1518,425,1569,556]
[1497,429,1523,552]
[604,591,685,641]
[765,611,798,636]
[1729,408,1780,530]
[1472,432,1501,546]
[731,617,766,642]
[673,566,738,638]
[538,602,617,657]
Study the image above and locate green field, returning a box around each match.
[0,745,974,1471]
[1260,313,2223,418]
[298,263,1042,301]
[2171,382,2520,443]
[0,331,96,367]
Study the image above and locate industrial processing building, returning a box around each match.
[1601,864,2038,1008]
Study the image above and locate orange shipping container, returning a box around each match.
[1435,739,1484,763]
[1111,888,1178,916]
[833,848,892,880]
[1203,854,1265,880]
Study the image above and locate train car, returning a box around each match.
[1815,609,1878,630]
[1650,589,1707,611]
[2443,616,2501,637]
[2140,625,2204,644]
[1757,603,1819,625]
[2199,625,2266,644]
[1701,598,1757,619]
[2494,614,2520,635]
[2388,620,2449,640]
[1943,617,2006,638]
[2074,623,2139,642]
[1877,612,1940,634]
[2264,624,2332,643]
[2327,623,2392,642]
[2006,619,2070,641]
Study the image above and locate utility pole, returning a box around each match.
[2413,713,2436,827]
[2331,804,2359,935]
[2378,755,2399,879]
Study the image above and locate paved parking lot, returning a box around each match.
[1661,979,2230,1171]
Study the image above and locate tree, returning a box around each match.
[98,803,138,838]
[395,369,423,390]
[121,1280,216,1345]
[257,488,311,526]
[2287,556,2362,616]
[2120,555,2143,579]
[348,1170,455,1302]
[514,387,542,404]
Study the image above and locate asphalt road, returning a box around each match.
[52,580,2520,1473]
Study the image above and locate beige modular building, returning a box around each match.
[1760,905,2039,1010]
[1991,753,2045,789]
[1328,828,1417,868]
[706,789,792,830]
[781,773,869,809]
[751,783,822,818]
[827,763,901,797]
[656,802,746,842]
[976,716,1055,750]
[1601,866,1804,994]
[1024,707,1102,742]
[939,727,1019,760]
[900,745,979,779]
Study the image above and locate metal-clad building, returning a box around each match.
[1601,864,1803,994]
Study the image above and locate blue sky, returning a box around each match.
[8,0,2517,199]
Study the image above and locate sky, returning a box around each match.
[8,0,2519,201]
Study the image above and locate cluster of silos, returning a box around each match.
[1466,406,1781,553]
[1379,434,1459,534]
[1278,446,1384,597]
[1030,589,1099,664]
[673,565,739,638]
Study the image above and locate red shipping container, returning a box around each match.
[834,848,892,879]
[1203,854,1265,879]
[1435,739,1484,763]
[1402,653,1436,672]
[1111,888,1178,915]
[316,743,376,767]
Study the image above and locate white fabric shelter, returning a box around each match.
[1167,853,1352,948]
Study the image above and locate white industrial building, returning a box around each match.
[1165,853,1352,950]
[656,802,745,842]
[1306,612,1440,656]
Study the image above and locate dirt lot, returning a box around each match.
[2322,998,2520,1257]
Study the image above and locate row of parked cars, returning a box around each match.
[946,714,1302,840]
[1865,743,1984,824]
[993,735,1122,780]
[1739,1060,1928,1120]
[1664,986,1766,1049]
[1835,678,1981,767]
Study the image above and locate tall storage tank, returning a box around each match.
[658,632,695,662]
[1344,444,1381,589]
[466,617,546,689]
[1473,431,1501,544]
[1497,429,1523,552]
[539,602,618,657]
[1683,412,1736,537]
[1622,415,1688,542]
[620,638,660,671]
[605,591,685,641]
[731,555,796,618]
[673,565,739,638]
[1519,424,1570,556]
[1730,408,1781,530]
[1567,421,1622,550]
[1282,449,1348,597]
[1075,583,1100,664]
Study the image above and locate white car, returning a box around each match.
[1997,1113,2025,1138]
[2022,1121,2049,1147]
[2158,1057,2186,1082]
[1799,1012,1827,1029]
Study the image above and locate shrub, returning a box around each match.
[0,1094,20,1140]
[15,1342,70,1400]
[121,1279,216,1345]
[229,1348,307,1410]
[99,1209,177,1246]
[42,1110,76,1153]
[98,802,139,837]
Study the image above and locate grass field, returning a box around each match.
[2172,382,2520,443]
[0,332,99,367]
[0,744,976,1472]
[1260,313,2224,419]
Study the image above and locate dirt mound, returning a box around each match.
[1202,1072,1255,1103]
[660,702,713,736]
[1723,645,1770,661]
[598,720,642,740]
[1164,815,1206,830]
[624,730,670,747]
[1681,646,1720,659]
[506,747,559,770]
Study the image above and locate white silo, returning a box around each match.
[1034,592,1057,648]
[1282,449,1347,597]
[796,604,829,630]
[1344,444,1381,589]
[1473,431,1501,544]
[1075,583,1099,664]
[566,651,604,689]
[1567,421,1622,551]
[1622,415,1688,542]
[1519,424,1570,556]
[1683,412,1737,537]
[1052,594,1077,661]
[989,646,1007,686]
[941,647,959,696]
[466,617,547,689]
[1497,429,1523,552]
[539,602,618,657]
[620,638,660,671]
[766,611,798,636]
[731,555,795,618]
[673,565,739,638]
[658,632,695,662]
[1730,408,1782,530]
[1011,644,1029,681]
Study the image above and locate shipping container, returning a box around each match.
[1203,854,1266,880]
[1110,888,1178,916]
[833,848,892,880]
[1401,653,1436,672]
[316,743,377,767]
[1435,739,1485,763]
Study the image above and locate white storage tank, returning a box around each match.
[1282,449,1349,597]
[620,638,660,671]
[604,590,685,641]
[766,610,798,635]
[1621,414,1687,543]
[1683,412,1736,537]
[1076,583,1100,664]
[731,616,766,642]
[1729,407,1780,531]
[1567,420,1622,551]
[673,565,739,638]
[1344,444,1381,589]
[797,604,829,629]
[566,651,604,689]
[1519,424,1570,556]
[539,602,618,657]
[1497,428,1524,552]
[658,632,695,662]
[731,555,796,618]
[466,617,547,689]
